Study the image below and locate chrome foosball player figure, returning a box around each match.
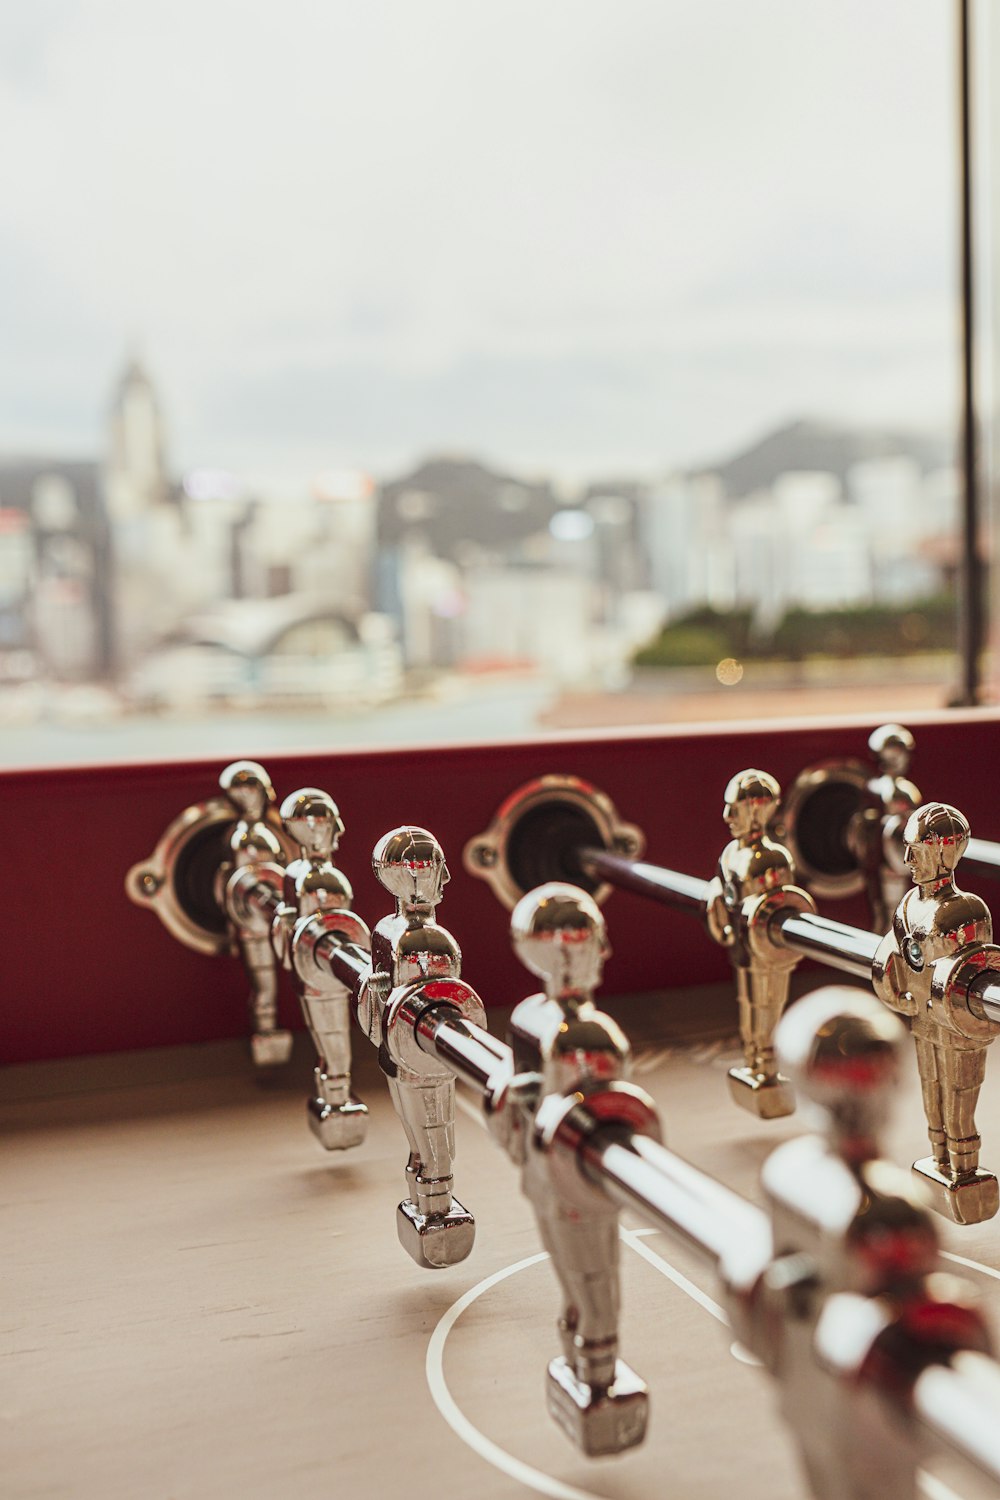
[848,723,922,932]
[491,882,658,1456]
[762,987,993,1500]
[273,788,368,1149]
[217,761,292,1067]
[126,757,297,1068]
[358,827,485,1267]
[873,801,1000,1224]
[706,769,816,1118]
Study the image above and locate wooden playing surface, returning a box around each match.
[5,991,1000,1500]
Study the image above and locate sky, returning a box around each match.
[0,1,964,488]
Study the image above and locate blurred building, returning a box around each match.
[105,359,188,670]
[375,457,662,683]
[641,423,955,632]
[1,359,390,699]
[0,459,113,682]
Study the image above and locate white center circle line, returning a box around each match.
[941,1250,1000,1283]
[425,1250,611,1500]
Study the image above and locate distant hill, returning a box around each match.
[379,420,951,553]
[378,456,560,559]
[695,419,949,501]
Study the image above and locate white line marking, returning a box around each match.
[919,1474,965,1500]
[941,1250,1000,1283]
[425,1251,610,1500]
[617,1225,728,1326]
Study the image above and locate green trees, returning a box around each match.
[632,597,955,669]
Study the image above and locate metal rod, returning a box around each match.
[415,998,769,1279]
[969,970,1000,1028]
[966,839,1000,881]
[314,931,370,994]
[246,880,281,919]
[415,1005,513,1094]
[582,1130,770,1277]
[583,843,880,979]
[579,847,710,915]
[769,909,880,980]
[913,1350,1000,1482]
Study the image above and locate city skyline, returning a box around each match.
[0,1,959,487]
[0,349,955,504]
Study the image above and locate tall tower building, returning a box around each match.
[105,358,170,522]
[103,357,183,672]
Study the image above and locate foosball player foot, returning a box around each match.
[250,1030,294,1068]
[308,1095,369,1150]
[912,1158,1000,1225]
[545,1357,649,1457]
[727,1065,795,1120]
[396,1196,475,1268]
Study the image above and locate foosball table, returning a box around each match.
[10,709,1000,1500]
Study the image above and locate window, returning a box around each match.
[0,2,975,764]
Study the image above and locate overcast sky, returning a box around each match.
[0,1,962,487]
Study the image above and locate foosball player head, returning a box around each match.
[510,880,609,999]
[219,759,278,824]
[776,987,903,1163]
[869,722,915,778]
[372,825,450,911]
[280,786,346,860]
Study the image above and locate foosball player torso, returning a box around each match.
[358,826,485,1267]
[706,768,816,1119]
[272,787,368,1149]
[492,881,660,1457]
[217,760,292,1067]
[873,801,1000,1224]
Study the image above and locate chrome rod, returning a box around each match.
[967,838,1000,881]
[415,1005,512,1094]
[913,1351,1000,1484]
[969,972,1000,1029]
[583,843,880,979]
[580,847,710,915]
[415,999,766,1279]
[314,931,370,994]
[769,909,880,980]
[582,1129,769,1276]
[245,879,281,919]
